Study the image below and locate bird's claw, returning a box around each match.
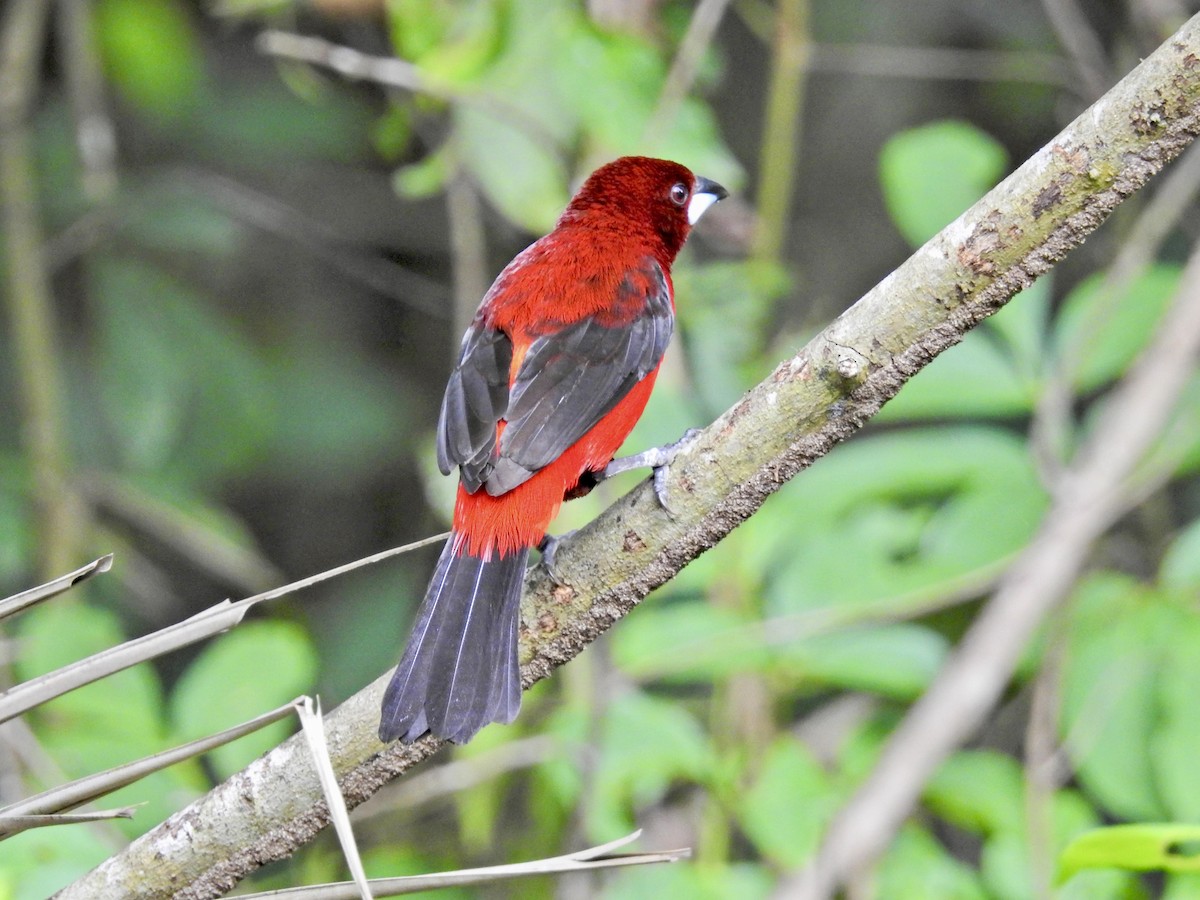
[537,531,575,586]
[601,427,701,517]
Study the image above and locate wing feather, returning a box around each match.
[436,323,512,492]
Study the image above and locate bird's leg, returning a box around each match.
[597,427,702,515]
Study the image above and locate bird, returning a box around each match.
[379,156,727,744]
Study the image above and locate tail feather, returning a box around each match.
[380,537,527,744]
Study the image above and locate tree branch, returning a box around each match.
[59,15,1200,899]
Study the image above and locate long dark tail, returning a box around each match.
[379,535,527,744]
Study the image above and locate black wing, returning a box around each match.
[436,258,673,497]
[435,323,512,492]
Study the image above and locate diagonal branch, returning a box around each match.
[59,14,1200,899]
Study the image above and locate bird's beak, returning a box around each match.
[688,176,729,225]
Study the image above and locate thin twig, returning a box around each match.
[1023,627,1067,900]
[38,167,452,318]
[445,166,489,345]
[57,0,117,202]
[239,532,449,607]
[1040,0,1111,98]
[0,0,82,578]
[255,30,562,155]
[809,43,1076,88]
[646,0,734,145]
[235,830,689,899]
[752,0,809,265]
[0,554,113,622]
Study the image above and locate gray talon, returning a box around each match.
[598,428,700,515]
[538,531,574,585]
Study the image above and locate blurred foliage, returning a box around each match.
[2,0,1200,898]
[879,119,1010,247]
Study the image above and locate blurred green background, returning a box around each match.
[4,0,1200,897]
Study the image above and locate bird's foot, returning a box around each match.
[537,530,576,586]
[599,427,701,516]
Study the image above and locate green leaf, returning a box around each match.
[554,18,741,184]
[1061,573,1169,821]
[675,260,789,413]
[16,601,165,761]
[1151,374,1200,477]
[780,624,948,699]
[1059,572,1200,825]
[1161,517,1200,593]
[589,691,714,839]
[555,25,661,149]
[1055,264,1182,392]
[90,256,275,479]
[168,621,317,779]
[764,427,1047,616]
[926,751,1025,836]
[393,148,450,199]
[96,0,205,121]
[878,331,1030,419]
[1152,614,1200,820]
[262,342,411,483]
[979,831,1040,900]
[985,276,1053,380]
[1060,825,1200,881]
[602,861,773,900]
[186,79,371,165]
[739,737,837,868]
[653,98,746,193]
[610,601,768,681]
[973,789,1119,900]
[407,0,505,86]
[880,279,1051,420]
[386,0,452,62]
[932,766,1117,900]
[1057,855,1143,899]
[440,1,575,232]
[0,825,116,899]
[879,120,1009,247]
[876,825,987,900]
[1166,873,1200,900]
[372,104,414,161]
[456,105,569,232]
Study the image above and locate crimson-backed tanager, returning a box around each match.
[380,156,727,744]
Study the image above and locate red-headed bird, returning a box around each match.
[380,157,727,744]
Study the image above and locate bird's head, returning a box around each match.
[559,156,728,261]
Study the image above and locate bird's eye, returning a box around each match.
[668,183,689,206]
